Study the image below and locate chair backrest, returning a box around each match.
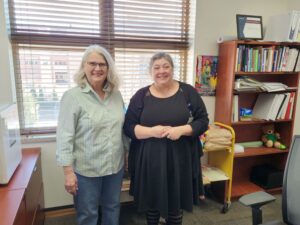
[282,135,300,224]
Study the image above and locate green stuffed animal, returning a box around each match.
[261,124,286,150]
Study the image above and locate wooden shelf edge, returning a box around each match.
[223,40,300,46]
[231,181,282,199]
[232,119,292,125]
[235,71,299,75]
[231,181,264,199]
[266,187,282,195]
[234,89,298,95]
[234,147,288,158]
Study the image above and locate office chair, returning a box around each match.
[239,135,300,225]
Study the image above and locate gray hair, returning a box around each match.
[149,52,174,72]
[74,45,119,90]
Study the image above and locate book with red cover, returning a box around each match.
[284,92,295,119]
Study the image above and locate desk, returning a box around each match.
[0,148,44,225]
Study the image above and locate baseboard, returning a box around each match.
[44,205,75,218]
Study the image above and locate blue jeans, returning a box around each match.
[74,168,124,225]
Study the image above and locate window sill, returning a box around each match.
[21,134,56,144]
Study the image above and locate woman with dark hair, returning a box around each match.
[124,52,209,225]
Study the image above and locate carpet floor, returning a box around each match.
[44,194,282,225]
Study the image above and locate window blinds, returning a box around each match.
[7,0,192,134]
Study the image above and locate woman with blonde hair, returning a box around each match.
[57,45,128,225]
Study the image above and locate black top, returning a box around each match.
[123,81,209,217]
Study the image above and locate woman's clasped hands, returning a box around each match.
[151,125,183,140]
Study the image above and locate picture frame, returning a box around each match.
[195,55,218,96]
[236,14,263,40]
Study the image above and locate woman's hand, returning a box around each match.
[151,125,171,138]
[163,125,193,140]
[162,126,182,140]
[134,125,172,139]
[63,166,78,195]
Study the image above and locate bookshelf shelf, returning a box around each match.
[232,119,292,125]
[234,147,288,158]
[224,40,300,46]
[231,179,283,199]
[234,89,297,94]
[235,71,299,75]
[215,40,300,198]
[231,180,264,199]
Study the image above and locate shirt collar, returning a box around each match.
[80,80,112,93]
[81,81,93,93]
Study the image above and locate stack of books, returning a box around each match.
[235,77,264,92]
[234,77,288,92]
[261,82,288,92]
[252,92,295,120]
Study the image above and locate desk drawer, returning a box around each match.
[25,155,42,225]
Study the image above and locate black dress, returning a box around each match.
[124,82,209,217]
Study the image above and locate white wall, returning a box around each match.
[288,0,300,10]
[1,0,300,208]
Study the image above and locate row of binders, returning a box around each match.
[252,92,295,121]
[232,92,295,122]
[235,45,300,72]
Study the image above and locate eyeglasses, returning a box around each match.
[86,62,108,69]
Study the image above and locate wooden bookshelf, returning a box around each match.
[215,40,300,198]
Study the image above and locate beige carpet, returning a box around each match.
[45,194,282,225]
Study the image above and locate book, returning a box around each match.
[279,93,291,119]
[268,94,285,120]
[284,92,295,119]
[289,92,296,119]
[295,53,300,72]
[234,77,264,92]
[252,93,277,120]
[280,47,290,71]
[276,93,288,119]
[195,55,218,96]
[261,82,288,92]
[285,48,299,72]
[234,77,288,93]
[232,95,239,122]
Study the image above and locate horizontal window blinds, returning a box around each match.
[7,0,191,134]
[10,0,189,45]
